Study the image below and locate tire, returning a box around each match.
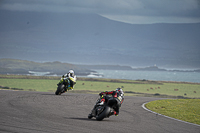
[96,106,110,121]
[55,84,65,95]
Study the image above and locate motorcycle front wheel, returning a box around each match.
[55,84,65,95]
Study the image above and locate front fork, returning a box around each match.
[90,99,101,116]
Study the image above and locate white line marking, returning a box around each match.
[142,102,200,127]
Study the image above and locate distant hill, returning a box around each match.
[77,64,133,70]
[0,59,199,76]
[0,58,92,76]
[0,10,200,68]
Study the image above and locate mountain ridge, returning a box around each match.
[0,10,200,68]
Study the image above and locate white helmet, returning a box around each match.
[116,88,124,96]
[68,70,74,77]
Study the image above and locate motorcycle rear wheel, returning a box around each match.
[96,106,110,121]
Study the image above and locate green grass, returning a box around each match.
[145,99,200,125]
[0,78,58,92]
[0,76,200,98]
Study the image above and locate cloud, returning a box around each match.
[1,0,200,24]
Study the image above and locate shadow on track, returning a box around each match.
[41,94,55,96]
[68,117,117,122]
[68,117,94,121]
[41,94,75,96]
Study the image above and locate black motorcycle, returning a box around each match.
[55,78,70,95]
[88,95,120,121]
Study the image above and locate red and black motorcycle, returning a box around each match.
[88,95,121,121]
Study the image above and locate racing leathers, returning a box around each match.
[98,90,124,116]
[58,72,77,90]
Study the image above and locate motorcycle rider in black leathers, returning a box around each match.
[89,88,124,117]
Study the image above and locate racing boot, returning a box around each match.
[111,111,118,116]
[69,86,73,90]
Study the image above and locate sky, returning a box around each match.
[1,0,200,24]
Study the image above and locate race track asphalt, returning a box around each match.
[0,90,199,133]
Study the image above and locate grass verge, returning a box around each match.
[145,99,200,125]
[0,74,200,98]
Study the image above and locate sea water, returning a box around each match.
[92,70,200,83]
